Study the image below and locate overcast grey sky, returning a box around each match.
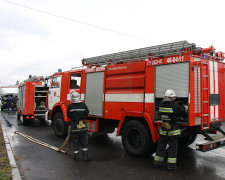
[0,0,224,86]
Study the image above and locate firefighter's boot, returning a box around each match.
[167,158,177,171]
[153,160,163,168]
[153,155,163,168]
[167,162,177,171]
[74,151,79,161]
[167,164,177,171]
[82,150,92,161]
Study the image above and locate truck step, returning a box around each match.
[34,114,46,116]
[196,135,225,152]
[203,126,210,130]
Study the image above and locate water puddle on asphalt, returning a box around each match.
[0,112,22,147]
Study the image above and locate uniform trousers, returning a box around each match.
[72,130,88,152]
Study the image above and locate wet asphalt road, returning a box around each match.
[1,112,225,180]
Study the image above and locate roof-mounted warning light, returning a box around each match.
[58,68,62,72]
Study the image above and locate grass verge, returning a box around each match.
[0,123,12,180]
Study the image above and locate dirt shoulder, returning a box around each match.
[0,123,12,180]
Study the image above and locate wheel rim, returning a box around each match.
[127,128,144,149]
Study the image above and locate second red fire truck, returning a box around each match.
[17,76,49,125]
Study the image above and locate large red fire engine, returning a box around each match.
[17,76,49,125]
[47,41,225,156]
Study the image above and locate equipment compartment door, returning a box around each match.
[155,62,189,98]
[154,62,189,123]
[85,72,104,116]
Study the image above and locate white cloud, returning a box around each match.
[0,0,225,86]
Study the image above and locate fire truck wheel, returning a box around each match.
[179,127,198,147]
[17,113,20,120]
[188,132,198,145]
[41,119,47,126]
[52,112,67,137]
[122,120,155,157]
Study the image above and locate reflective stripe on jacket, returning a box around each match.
[159,107,173,113]
[159,101,187,123]
[159,128,181,136]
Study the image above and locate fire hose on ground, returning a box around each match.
[14,127,72,154]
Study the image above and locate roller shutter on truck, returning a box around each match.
[85,72,104,116]
[155,62,189,98]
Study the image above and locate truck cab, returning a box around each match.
[48,69,85,136]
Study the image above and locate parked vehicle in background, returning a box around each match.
[17,76,49,125]
[0,86,18,111]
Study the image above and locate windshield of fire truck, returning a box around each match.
[70,74,81,89]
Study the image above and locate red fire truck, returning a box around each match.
[48,41,225,156]
[17,76,49,125]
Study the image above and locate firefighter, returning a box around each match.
[6,95,13,113]
[153,89,188,171]
[67,91,92,161]
[12,95,18,112]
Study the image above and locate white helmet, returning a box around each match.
[71,91,82,103]
[164,89,176,97]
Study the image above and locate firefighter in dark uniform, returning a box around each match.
[67,91,91,161]
[154,89,188,170]
[6,95,13,113]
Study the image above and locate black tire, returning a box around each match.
[52,112,68,137]
[22,115,28,126]
[122,120,156,157]
[188,132,198,145]
[17,113,20,120]
[179,127,198,147]
[41,119,47,126]
[16,113,22,125]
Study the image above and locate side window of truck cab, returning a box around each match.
[51,76,61,88]
[70,74,81,89]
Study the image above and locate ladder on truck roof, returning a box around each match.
[83,41,196,66]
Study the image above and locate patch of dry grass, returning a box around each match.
[0,123,12,180]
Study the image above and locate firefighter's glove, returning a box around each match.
[184,105,188,113]
[77,121,86,129]
[161,122,171,130]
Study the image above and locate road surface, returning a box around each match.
[1,111,225,180]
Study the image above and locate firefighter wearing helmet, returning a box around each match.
[154,89,188,171]
[67,91,91,161]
